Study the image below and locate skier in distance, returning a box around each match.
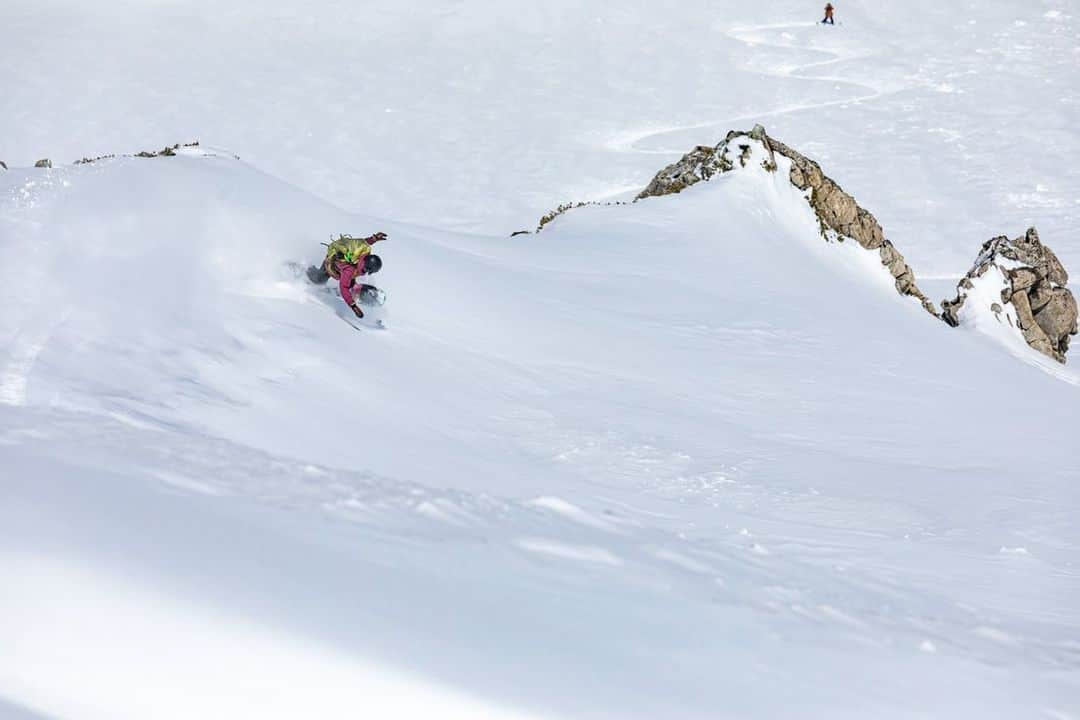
[822,3,836,24]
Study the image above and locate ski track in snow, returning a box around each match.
[0,329,49,407]
[603,17,1080,390]
[0,276,70,407]
[608,21,890,157]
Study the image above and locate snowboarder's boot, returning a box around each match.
[307,264,330,285]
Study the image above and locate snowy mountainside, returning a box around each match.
[2,0,1080,717]
[2,143,1078,718]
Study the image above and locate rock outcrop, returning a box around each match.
[135,143,179,158]
[637,125,939,317]
[636,143,734,198]
[0,160,7,171]
[942,228,1077,362]
[34,158,52,168]
[533,125,1078,362]
[74,142,204,165]
[74,153,117,165]
[537,201,589,232]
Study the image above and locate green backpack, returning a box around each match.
[325,235,372,264]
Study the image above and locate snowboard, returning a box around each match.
[287,262,389,330]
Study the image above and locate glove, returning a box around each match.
[350,303,364,319]
[368,231,388,243]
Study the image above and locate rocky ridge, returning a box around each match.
[534,124,1076,363]
[77,141,206,164]
[636,125,939,317]
[9,142,215,171]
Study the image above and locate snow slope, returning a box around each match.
[3,142,1078,718]
[2,1,1079,718]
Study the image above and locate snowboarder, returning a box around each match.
[822,3,835,24]
[307,232,387,319]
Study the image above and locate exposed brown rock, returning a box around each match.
[635,125,938,317]
[942,228,1077,362]
[73,141,201,165]
[1029,282,1054,313]
[635,145,732,199]
[1034,292,1078,350]
[1010,268,1038,292]
[537,201,588,232]
[75,153,117,165]
[134,142,200,159]
[766,135,888,253]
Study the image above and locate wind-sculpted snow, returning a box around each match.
[2,141,1079,718]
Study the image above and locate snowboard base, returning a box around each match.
[356,285,387,307]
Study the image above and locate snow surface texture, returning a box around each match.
[2,1,1079,719]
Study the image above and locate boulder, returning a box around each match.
[942,228,1077,362]
[1034,291,1078,352]
[34,158,52,168]
[1029,282,1054,313]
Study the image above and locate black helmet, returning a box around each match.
[364,254,383,274]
